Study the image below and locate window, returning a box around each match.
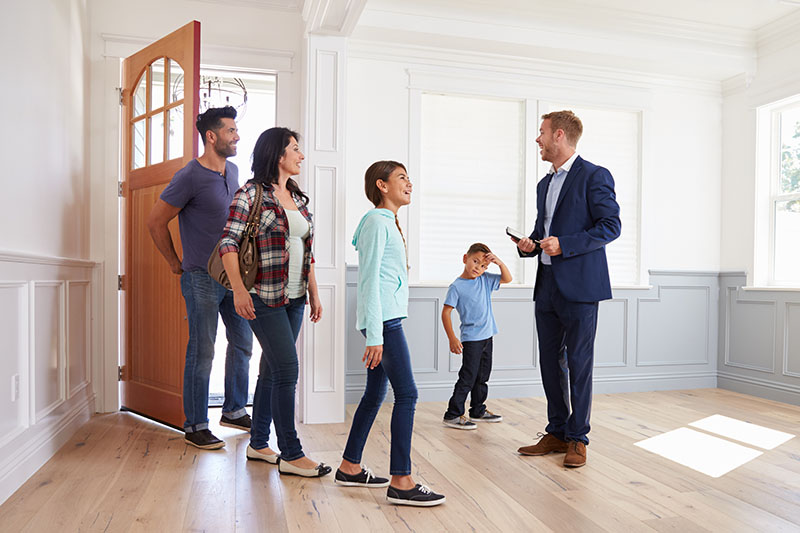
[772,105,800,284]
[414,93,641,286]
[417,93,526,283]
[543,104,641,286]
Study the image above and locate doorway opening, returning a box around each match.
[204,68,276,406]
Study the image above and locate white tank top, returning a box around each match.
[285,209,310,298]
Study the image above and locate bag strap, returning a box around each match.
[244,183,263,237]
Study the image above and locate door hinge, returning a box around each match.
[118,366,124,381]
[117,87,124,106]
[118,275,124,291]
[118,181,124,197]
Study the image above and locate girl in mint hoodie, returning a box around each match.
[334,161,445,507]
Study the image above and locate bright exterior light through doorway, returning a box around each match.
[634,416,795,478]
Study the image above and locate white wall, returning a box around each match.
[0,0,97,506]
[343,45,723,275]
[0,0,90,258]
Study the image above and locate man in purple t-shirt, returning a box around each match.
[147,106,253,450]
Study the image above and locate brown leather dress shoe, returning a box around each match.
[518,433,569,456]
[564,441,587,467]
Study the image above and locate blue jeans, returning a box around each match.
[444,337,493,419]
[343,318,418,476]
[180,270,253,433]
[248,295,307,461]
[534,265,598,444]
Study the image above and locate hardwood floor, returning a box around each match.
[1,389,799,532]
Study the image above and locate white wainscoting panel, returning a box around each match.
[0,283,28,450]
[312,285,336,393]
[405,297,439,374]
[33,282,65,423]
[314,49,339,152]
[67,281,90,398]
[312,166,337,269]
[0,252,97,505]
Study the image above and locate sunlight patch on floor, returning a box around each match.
[634,427,763,478]
[688,414,795,450]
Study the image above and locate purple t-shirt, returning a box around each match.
[160,159,239,272]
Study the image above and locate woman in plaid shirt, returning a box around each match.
[218,127,330,478]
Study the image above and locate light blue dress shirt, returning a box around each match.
[541,152,579,265]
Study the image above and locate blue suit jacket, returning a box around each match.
[520,156,621,303]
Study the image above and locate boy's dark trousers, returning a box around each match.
[444,337,493,419]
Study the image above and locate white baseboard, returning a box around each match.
[0,391,95,505]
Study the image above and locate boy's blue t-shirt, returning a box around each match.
[444,273,501,342]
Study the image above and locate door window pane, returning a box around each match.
[133,75,147,117]
[150,112,164,165]
[150,58,165,111]
[169,59,184,104]
[168,105,183,161]
[132,118,146,170]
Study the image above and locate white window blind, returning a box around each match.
[545,104,641,286]
[418,93,525,283]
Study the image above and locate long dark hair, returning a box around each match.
[364,160,406,207]
[251,127,309,205]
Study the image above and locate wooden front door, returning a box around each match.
[120,21,200,428]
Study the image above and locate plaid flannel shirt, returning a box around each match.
[218,181,314,307]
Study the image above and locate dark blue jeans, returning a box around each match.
[343,318,418,476]
[247,295,307,461]
[534,265,598,444]
[445,337,493,419]
[180,270,253,433]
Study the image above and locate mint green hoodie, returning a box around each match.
[352,209,409,346]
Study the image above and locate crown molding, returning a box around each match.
[757,8,800,56]
[722,73,755,98]
[349,39,722,98]
[303,0,368,36]
[188,0,300,11]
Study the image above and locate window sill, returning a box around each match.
[742,286,800,292]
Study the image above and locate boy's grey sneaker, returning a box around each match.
[220,413,251,431]
[184,429,225,450]
[443,415,477,430]
[469,410,503,423]
[334,465,390,487]
[386,484,446,507]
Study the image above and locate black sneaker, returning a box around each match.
[220,413,251,431]
[386,484,446,507]
[185,429,225,450]
[469,410,503,423]
[443,415,477,430]
[335,465,390,487]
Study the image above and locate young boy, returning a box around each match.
[442,243,512,430]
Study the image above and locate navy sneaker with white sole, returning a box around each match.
[386,484,446,507]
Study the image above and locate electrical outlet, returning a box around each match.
[11,374,19,402]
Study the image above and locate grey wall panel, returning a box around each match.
[405,297,439,374]
[725,288,776,373]
[783,303,800,378]
[345,266,721,403]
[595,299,627,367]
[636,286,709,366]
[717,273,800,407]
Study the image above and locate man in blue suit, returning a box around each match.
[515,110,620,468]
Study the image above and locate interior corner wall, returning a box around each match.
[0,0,97,507]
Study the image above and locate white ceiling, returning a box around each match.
[365,0,800,32]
